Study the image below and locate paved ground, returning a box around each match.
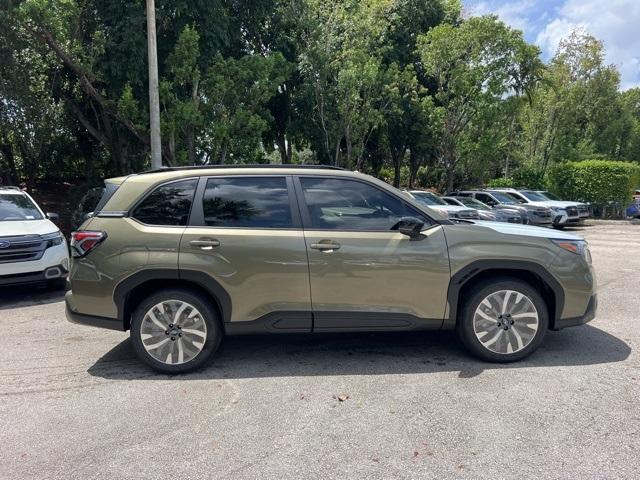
[1,223,639,479]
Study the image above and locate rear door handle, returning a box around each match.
[310,241,341,252]
[189,239,220,250]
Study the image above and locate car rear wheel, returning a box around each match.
[457,278,548,362]
[130,289,222,373]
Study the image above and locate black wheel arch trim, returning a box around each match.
[444,260,564,329]
[113,268,232,326]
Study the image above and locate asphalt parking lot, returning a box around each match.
[1,223,638,479]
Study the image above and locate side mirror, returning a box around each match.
[46,212,60,222]
[395,216,425,239]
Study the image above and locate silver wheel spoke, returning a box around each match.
[147,310,166,330]
[511,325,525,350]
[177,339,184,364]
[140,299,207,365]
[181,328,207,339]
[473,289,539,355]
[481,330,503,348]
[145,338,170,351]
[174,303,189,324]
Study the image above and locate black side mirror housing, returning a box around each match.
[46,212,60,222]
[395,216,425,239]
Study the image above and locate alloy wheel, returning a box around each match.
[472,289,539,355]
[140,300,208,365]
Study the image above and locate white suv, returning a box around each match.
[0,187,69,289]
[492,188,584,228]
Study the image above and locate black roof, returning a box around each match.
[142,164,347,174]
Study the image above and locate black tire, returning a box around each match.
[552,224,565,230]
[130,289,222,374]
[457,277,548,363]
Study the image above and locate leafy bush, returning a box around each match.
[548,160,640,214]
[511,166,546,189]
[486,166,547,189]
[486,177,514,188]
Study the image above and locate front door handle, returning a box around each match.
[189,239,220,250]
[310,240,341,252]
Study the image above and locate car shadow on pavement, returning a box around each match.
[0,284,66,310]
[87,324,630,380]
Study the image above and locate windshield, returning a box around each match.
[411,191,447,206]
[459,197,490,210]
[489,191,519,204]
[539,191,560,200]
[520,191,549,202]
[0,193,43,221]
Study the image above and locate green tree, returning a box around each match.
[297,0,393,168]
[417,15,543,191]
[518,31,631,169]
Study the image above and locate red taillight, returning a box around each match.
[70,231,106,258]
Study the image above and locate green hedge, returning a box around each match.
[547,160,640,206]
[485,166,546,189]
[486,177,514,188]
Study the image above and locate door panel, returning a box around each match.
[295,175,451,329]
[179,228,311,326]
[180,175,311,329]
[304,227,451,328]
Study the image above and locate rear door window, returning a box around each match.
[200,177,293,228]
[132,179,197,226]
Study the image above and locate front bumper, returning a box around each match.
[0,264,68,286]
[553,294,598,330]
[65,291,123,331]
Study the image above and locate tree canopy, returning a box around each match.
[0,0,638,191]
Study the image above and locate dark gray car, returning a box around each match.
[453,190,553,226]
[443,196,523,223]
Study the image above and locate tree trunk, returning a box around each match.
[276,135,289,164]
[219,138,228,164]
[186,128,195,165]
[408,151,421,188]
[446,166,455,193]
[286,136,292,164]
[0,143,18,184]
[393,160,401,188]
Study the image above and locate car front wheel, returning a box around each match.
[457,278,548,362]
[130,289,222,373]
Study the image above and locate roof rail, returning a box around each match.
[141,164,347,174]
[0,186,22,191]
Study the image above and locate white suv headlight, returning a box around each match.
[41,231,64,248]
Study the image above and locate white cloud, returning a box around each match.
[535,0,640,89]
[469,0,536,32]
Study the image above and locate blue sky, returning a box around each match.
[464,0,640,89]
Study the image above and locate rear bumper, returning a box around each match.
[65,291,123,331]
[0,264,68,286]
[553,294,597,330]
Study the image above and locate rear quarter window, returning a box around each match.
[132,179,197,226]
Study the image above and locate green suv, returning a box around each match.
[66,166,597,373]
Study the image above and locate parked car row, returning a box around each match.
[404,187,590,228]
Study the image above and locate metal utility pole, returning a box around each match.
[146,0,162,169]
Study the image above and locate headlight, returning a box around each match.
[41,231,64,248]
[551,239,592,264]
